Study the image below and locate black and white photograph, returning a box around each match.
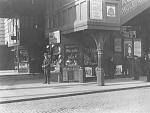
[0,0,150,113]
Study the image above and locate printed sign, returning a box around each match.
[115,65,122,75]
[85,67,93,77]
[107,4,116,17]
[90,0,103,20]
[134,39,141,57]
[49,30,60,44]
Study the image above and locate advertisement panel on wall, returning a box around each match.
[124,39,133,57]
[90,0,103,20]
[134,39,141,57]
[49,30,60,44]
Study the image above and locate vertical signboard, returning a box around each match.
[134,39,141,57]
[124,39,133,57]
[90,0,103,20]
[107,4,116,17]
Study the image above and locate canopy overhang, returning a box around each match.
[0,0,45,18]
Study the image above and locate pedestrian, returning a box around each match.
[42,53,50,84]
[109,57,115,79]
[123,56,129,76]
[145,53,150,82]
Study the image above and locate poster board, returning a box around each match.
[134,39,141,57]
[124,39,133,57]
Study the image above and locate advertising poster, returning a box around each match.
[124,39,133,57]
[90,0,103,20]
[49,30,60,44]
[134,39,141,57]
[85,67,93,77]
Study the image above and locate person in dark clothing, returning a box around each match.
[109,57,115,78]
[42,53,50,84]
[141,55,148,76]
[123,57,129,76]
[133,56,140,80]
[145,53,150,82]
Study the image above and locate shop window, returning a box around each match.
[64,45,79,66]
[83,48,97,66]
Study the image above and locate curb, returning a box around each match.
[0,84,150,104]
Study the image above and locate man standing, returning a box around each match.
[146,53,150,82]
[42,53,50,84]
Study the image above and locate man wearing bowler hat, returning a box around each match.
[42,53,50,84]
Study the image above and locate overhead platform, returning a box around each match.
[0,0,45,18]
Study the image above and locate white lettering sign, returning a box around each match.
[134,40,141,57]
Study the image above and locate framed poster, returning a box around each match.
[114,38,122,52]
[85,67,93,77]
[124,39,133,57]
[107,4,116,17]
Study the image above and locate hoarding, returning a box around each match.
[107,4,116,17]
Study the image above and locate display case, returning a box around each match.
[63,45,80,82]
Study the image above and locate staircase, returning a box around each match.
[121,0,150,25]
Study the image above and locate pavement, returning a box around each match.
[0,74,150,104]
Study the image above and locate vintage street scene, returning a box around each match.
[0,0,150,113]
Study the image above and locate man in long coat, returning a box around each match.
[42,53,50,84]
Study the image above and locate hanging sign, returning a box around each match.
[85,67,93,77]
[49,30,60,44]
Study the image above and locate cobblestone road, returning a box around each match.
[0,87,150,113]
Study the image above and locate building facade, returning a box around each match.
[45,0,121,85]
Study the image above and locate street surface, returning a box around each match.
[0,87,150,113]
